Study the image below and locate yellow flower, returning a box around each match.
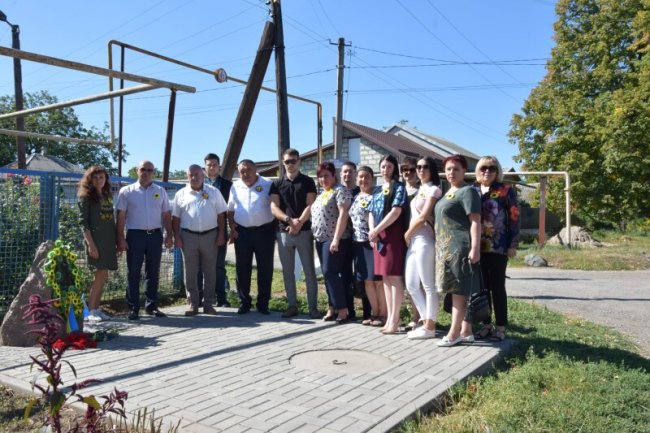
[446,193,455,199]
[382,187,390,196]
[320,189,334,205]
[360,200,368,208]
[153,192,160,199]
[202,192,209,199]
[490,192,499,199]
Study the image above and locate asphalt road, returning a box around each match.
[506,267,650,358]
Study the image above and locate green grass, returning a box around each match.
[398,299,650,433]
[510,231,650,270]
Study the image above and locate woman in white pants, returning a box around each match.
[404,156,442,339]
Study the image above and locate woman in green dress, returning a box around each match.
[77,166,118,322]
[434,155,481,347]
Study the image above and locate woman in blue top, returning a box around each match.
[473,156,520,342]
[368,154,407,335]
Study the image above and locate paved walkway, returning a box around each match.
[0,307,510,433]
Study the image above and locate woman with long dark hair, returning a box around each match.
[368,154,407,334]
[404,156,442,339]
[77,166,118,321]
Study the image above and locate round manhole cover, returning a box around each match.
[290,349,393,374]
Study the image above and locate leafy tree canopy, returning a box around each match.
[509,0,650,229]
[0,90,126,173]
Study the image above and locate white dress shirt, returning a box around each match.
[116,181,170,230]
[227,176,276,227]
[172,183,227,232]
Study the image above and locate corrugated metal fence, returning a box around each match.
[0,168,185,320]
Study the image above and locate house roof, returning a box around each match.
[386,124,481,161]
[342,120,446,161]
[4,153,85,174]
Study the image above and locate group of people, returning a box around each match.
[76,149,520,348]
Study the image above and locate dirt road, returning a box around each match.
[506,267,650,358]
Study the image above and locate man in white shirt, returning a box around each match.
[227,160,278,315]
[116,160,173,320]
[172,165,227,316]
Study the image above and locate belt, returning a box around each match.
[129,228,162,234]
[182,227,218,235]
[238,221,275,231]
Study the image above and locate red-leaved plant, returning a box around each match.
[23,294,128,433]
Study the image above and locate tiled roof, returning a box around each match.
[387,124,481,160]
[342,120,446,161]
[4,153,85,174]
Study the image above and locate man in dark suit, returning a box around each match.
[197,153,233,307]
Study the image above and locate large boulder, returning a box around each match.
[0,241,58,347]
[547,225,602,248]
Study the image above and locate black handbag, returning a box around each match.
[442,260,491,324]
[464,261,491,324]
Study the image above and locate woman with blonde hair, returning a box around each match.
[472,155,520,342]
[77,166,118,321]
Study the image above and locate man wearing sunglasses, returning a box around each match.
[116,160,173,320]
[270,149,321,319]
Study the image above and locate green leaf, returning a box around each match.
[82,395,102,410]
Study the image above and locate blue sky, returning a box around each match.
[0,0,558,173]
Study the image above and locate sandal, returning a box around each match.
[404,321,418,332]
[489,329,506,342]
[370,317,385,327]
[474,324,493,340]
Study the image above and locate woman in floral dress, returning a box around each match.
[311,162,353,324]
[473,156,520,342]
[434,154,481,347]
[349,166,386,327]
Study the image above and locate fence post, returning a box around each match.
[173,247,184,292]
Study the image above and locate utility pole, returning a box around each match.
[331,37,350,159]
[272,0,290,176]
[0,10,26,169]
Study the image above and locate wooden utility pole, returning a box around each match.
[222,21,276,180]
[272,0,290,176]
[332,37,350,159]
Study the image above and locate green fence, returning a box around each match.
[0,168,185,320]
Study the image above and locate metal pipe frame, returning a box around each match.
[0,84,155,121]
[0,128,112,146]
[107,40,324,166]
[0,46,196,93]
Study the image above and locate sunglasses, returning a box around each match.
[139,168,154,172]
[401,168,416,174]
[479,166,497,173]
[283,159,298,165]
[416,164,429,170]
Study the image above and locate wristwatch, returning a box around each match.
[284,215,291,224]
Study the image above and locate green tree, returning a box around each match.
[0,90,125,173]
[509,0,650,229]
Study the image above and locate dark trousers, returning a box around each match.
[234,222,275,310]
[126,229,163,313]
[480,252,509,327]
[315,238,350,310]
[341,239,356,318]
[197,239,229,305]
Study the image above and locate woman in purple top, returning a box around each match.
[473,156,520,342]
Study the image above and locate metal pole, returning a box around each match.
[0,46,195,93]
[10,24,26,169]
[538,176,547,246]
[118,46,125,177]
[0,84,155,120]
[565,173,572,249]
[0,128,112,146]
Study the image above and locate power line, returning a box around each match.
[355,46,548,64]
[394,0,520,103]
